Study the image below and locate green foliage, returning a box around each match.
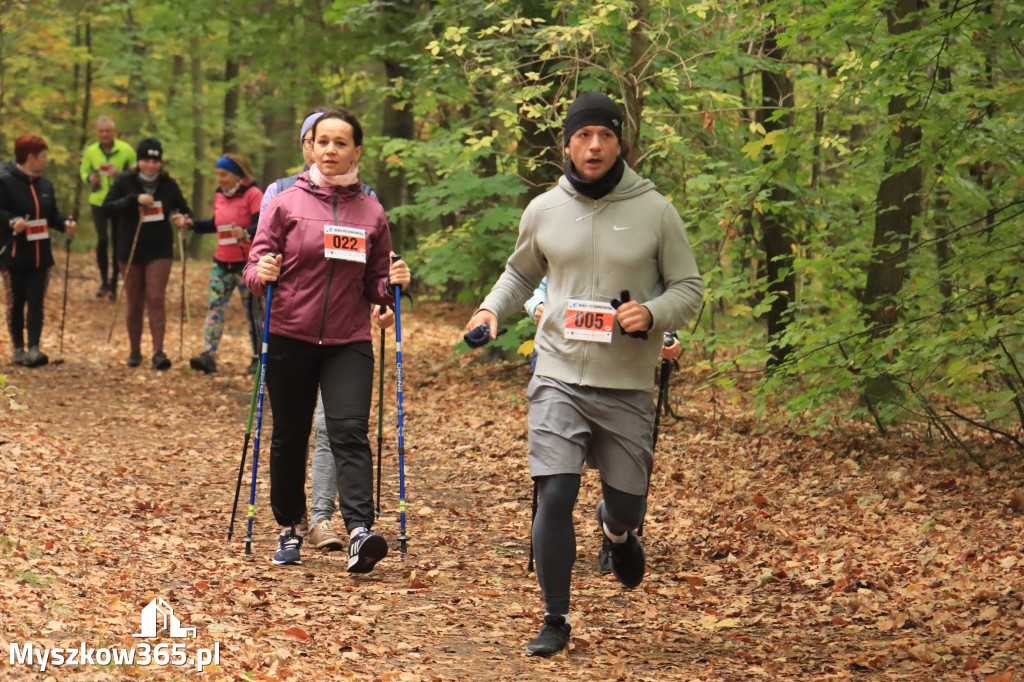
[1,374,26,411]
[3,0,1023,451]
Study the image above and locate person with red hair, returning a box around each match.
[0,134,78,367]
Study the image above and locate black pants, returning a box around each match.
[265,333,375,530]
[533,474,646,614]
[2,266,50,349]
[92,204,117,290]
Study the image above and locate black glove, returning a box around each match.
[609,290,648,340]
[464,324,507,348]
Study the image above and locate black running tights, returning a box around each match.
[2,266,49,349]
[532,473,647,614]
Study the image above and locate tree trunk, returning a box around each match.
[73,21,93,223]
[260,105,296,189]
[757,23,796,365]
[188,36,205,258]
[0,1,11,154]
[222,25,239,153]
[375,0,417,256]
[861,0,924,409]
[621,0,651,169]
[123,9,153,130]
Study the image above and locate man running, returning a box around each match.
[465,92,703,657]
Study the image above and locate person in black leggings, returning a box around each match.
[0,134,78,367]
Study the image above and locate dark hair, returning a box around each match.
[14,135,48,164]
[311,107,363,147]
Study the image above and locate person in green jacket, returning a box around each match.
[465,92,703,658]
[80,115,136,300]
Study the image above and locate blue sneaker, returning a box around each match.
[272,528,303,565]
[347,528,388,574]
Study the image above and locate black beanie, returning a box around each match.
[564,93,623,143]
[136,137,163,161]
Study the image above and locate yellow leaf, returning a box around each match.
[728,303,752,317]
[518,339,534,357]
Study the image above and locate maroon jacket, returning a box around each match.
[243,173,394,345]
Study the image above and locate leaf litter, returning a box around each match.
[0,253,1022,680]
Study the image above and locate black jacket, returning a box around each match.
[0,167,69,270]
[103,169,190,264]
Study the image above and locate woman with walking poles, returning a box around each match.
[243,106,411,570]
[182,153,264,375]
[0,134,78,367]
[102,138,190,370]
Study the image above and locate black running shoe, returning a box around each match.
[347,528,388,574]
[597,500,645,587]
[272,528,303,565]
[598,536,614,575]
[152,350,171,370]
[526,614,571,657]
[24,347,48,368]
[189,350,217,374]
[127,351,143,368]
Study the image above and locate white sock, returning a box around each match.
[349,526,368,538]
[546,613,571,625]
[603,522,628,544]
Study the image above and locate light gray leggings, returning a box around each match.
[533,473,646,614]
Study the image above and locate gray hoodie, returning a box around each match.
[479,165,704,390]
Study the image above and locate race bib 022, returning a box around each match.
[324,225,367,263]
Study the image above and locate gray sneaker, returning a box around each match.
[24,346,49,368]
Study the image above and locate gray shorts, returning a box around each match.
[527,375,655,495]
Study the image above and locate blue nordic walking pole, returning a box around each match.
[243,259,275,555]
[392,255,410,553]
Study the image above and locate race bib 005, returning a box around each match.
[564,299,614,343]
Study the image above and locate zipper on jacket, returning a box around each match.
[30,182,40,268]
[317,191,340,343]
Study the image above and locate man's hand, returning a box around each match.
[373,305,395,330]
[232,226,247,241]
[65,217,78,238]
[87,172,101,187]
[533,303,544,326]
[10,218,28,234]
[465,310,498,341]
[171,213,189,229]
[138,193,155,207]
[616,300,652,334]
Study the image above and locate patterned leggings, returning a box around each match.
[121,258,172,353]
[203,263,257,356]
